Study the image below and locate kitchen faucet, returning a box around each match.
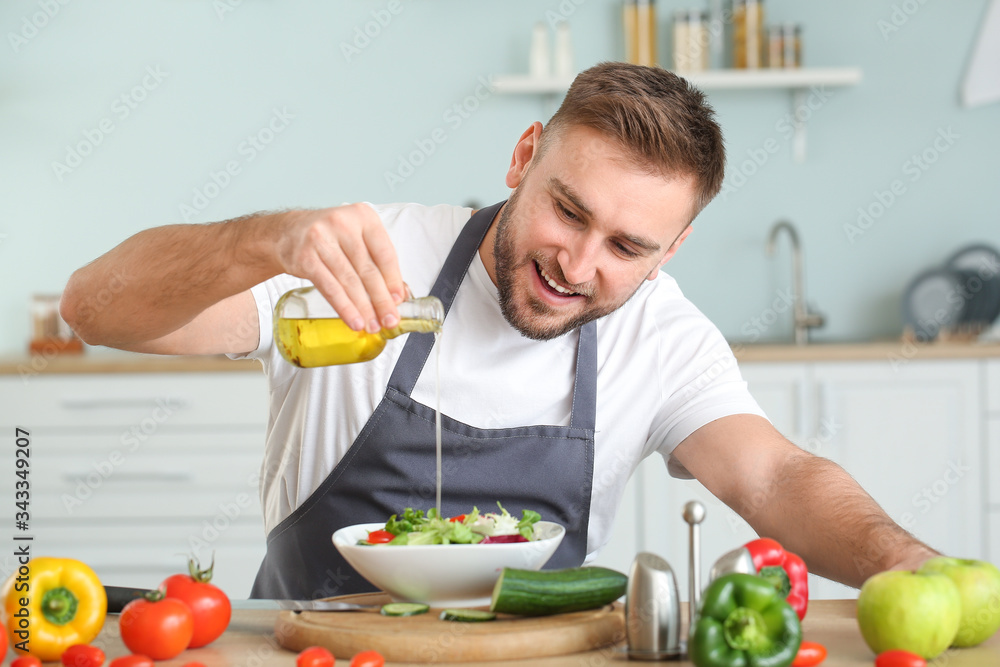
[766,220,825,345]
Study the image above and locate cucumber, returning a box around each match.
[439,608,497,622]
[489,566,627,616]
[380,602,430,616]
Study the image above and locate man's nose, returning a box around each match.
[557,233,599,286]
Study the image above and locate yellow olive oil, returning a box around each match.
[275,316,441,368]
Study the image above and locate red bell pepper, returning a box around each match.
[744,537,809,620]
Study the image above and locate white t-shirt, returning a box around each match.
[234,202,766,561]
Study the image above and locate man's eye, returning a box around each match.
[614,241,639,258]
[557,202,578,221]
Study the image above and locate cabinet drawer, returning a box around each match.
[990,418,1000,507]
[0,432,264,520]
[0,373,267,430]
[39,518,266,598]
[988,360,1000,414]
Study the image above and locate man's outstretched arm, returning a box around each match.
[60,204,407,356]
[671,414,939,587]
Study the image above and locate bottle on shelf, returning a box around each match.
[530,21,551,79]
[274,286,444,368]
[624,0,657,67]
[733,0,765,69]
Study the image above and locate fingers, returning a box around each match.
[285,204,406,333]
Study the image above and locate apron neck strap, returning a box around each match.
[387,201,597,431]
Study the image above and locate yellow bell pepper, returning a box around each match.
[1,556,107,661]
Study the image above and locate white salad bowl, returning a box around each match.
[332,521,566,608]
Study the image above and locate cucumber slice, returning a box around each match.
[439,608,497,622]
[380,602,430,616]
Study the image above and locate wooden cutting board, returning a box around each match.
[274,592,626,663]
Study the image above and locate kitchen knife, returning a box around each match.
[103,586,380,613]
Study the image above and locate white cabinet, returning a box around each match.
[594,358,987,601]
[0,371,268,598]
[986,360,1000,561]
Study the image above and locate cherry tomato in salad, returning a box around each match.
[61,644,106,667]
[350,650,384,667]
[119,593,194,661]
[875,650,926,667]
[12,656,42,667]
[108,657,153,667]
[447,515,466,523]
[366,530,395,544]
[297,646,335,667]
[792,641,827,667]
[162,558,232,648]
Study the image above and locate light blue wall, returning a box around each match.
[1,0,997,353]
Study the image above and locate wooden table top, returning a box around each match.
[79,600,1000,666]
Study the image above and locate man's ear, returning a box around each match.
[647,224,694,280]
[505,121,544,189]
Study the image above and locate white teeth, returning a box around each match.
[538,264,577,295]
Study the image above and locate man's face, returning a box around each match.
[487,124,698,341]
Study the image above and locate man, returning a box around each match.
[61,62,937,599]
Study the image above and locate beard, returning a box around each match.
[492,187,644,341]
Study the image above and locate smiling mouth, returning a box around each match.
[535,261,582,297]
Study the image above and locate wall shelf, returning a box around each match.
[491,67,863,162]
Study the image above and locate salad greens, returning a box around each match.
[365,502,542,546]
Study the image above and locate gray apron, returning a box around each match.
[250,201,597,599]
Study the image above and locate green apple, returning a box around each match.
[918,556,1000,647]
[856,569,961,659]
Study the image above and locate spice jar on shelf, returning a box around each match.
[733,0,765,69]
[782,23,802,68]
[29,293,83,355]
[673,11,709,73]
[624,0,657,66]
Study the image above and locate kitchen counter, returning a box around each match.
[82,600,1000,666]
[0,351,259,375]
[732,340,1000,362]
[5,341,1000,375]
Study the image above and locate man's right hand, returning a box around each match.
[275,203,407,333]
[60,203,406,356]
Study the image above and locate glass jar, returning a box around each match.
[782,23,802,68]
[625,0,657,66]
[274,287,444,368]
[733,0,764,69]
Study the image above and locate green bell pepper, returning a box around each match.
[689,573,803,667]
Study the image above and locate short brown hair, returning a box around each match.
[540,61,725,217]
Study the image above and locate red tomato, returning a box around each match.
[297,646,335,667]
[163,572,232,648]
[448,515,466,523]
[792,641,827,667]
[875,650,927,667]
[119,595,194,660]
[61,645,106,667]
[181,663,207,667]
[350,650,384,667]
[108,657,153,667]
[366,530,395,544]
[0,618,6,664]
[12,657,42,667]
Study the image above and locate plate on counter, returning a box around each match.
[902,267,967,341]
[945,243,1000,326]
